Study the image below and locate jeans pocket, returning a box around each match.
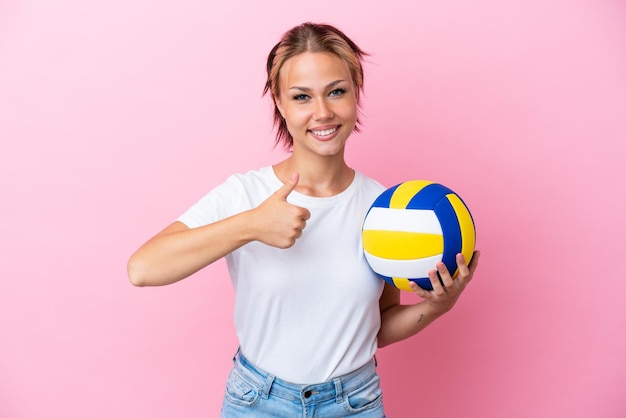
[343,373,384,412]
[224,370,260,407]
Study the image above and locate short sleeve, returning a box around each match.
[177,174,252,229]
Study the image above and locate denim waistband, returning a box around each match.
[233,350,378,404]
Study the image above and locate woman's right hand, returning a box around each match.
[249,172,311,249]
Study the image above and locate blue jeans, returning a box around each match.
[220,351,386,417]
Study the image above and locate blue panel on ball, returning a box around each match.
[371,183,401,208]
[375,272,397,288]
[413,278,434,291]
[435,196,463,275]
[376,272,435,291]
[406,183,453,210]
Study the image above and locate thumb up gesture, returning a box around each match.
[251,172,311,249]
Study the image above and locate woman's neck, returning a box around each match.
[273,154,354,197]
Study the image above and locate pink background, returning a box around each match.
[1,0,625,417]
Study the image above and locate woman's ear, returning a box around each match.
[274,95,285,119]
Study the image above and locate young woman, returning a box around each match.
[128,22,480,418]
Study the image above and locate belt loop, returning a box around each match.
[333,378,343,404]
[260,373,275,399]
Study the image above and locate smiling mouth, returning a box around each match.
[310,127,338,137]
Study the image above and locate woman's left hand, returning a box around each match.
[408,250,481,314]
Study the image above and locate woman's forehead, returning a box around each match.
[279,52,352,90]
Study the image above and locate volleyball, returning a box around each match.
[362,180,476,291]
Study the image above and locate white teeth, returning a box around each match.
[312,127,337,136]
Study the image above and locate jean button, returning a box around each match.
[304,390,312,398]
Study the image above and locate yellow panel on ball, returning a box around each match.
[391,278,415,292]
[446,193,476,276]
[362,230,443,259]
[389,180,433,209]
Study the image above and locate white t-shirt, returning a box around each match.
[178,166,386,383]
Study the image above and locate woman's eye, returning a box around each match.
[329,88,346,97]
[293,94,310,101]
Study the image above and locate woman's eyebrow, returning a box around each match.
[288,80,347,92]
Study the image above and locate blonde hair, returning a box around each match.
[263,22,367,149]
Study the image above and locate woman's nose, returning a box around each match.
[313,100,334,120]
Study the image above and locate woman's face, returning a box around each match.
[275,51,358,158]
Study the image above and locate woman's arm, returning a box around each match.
[377,251,480,347]
[127,173,309,287]
[128,215,253,287]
